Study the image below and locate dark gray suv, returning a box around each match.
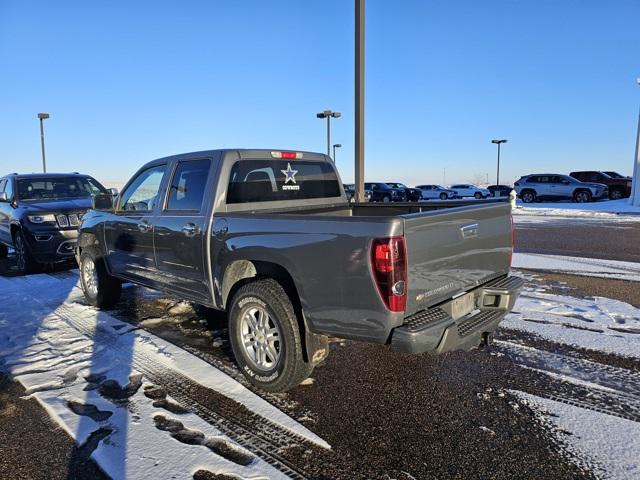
[514,174,608,203]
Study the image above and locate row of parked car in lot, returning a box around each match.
[345,170,633,204]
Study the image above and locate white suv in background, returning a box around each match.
[449,184,490,199]
[514,174,609,203]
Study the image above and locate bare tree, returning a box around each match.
[470,172,487,186]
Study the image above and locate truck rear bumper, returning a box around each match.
[390,275,524,355]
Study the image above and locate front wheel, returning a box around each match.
[228,278,313,392]
[382,195,391,203]
[79,248,122,308]
[13,230,40,274]
[439,192,448,200]
[474,192,482,199]
[574,190,592,203]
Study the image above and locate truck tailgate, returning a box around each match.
[403,202,512,314]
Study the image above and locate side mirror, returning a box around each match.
[0,192,8,202]
[109,187,119,196]
[92,193,115,211]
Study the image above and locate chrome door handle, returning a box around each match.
[137,221,152,233]
[182,223,199,237]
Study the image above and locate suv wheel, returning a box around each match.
[79,247,122,308]
[521,190,536,203]
[439,192,448,200]
[228,278,313,392]
[474,192,482,199]
[574,190,592,203]
[382,195,391,203]
[609,189,623,200]
[13,230,40,274]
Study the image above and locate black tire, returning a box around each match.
[382,195,391,203]
[0,243,7,259]
[574,190,592,203]
[474,192,482,199]
[79,247,122,308]
[521,190,536,203]
[609,189,624,200]
[439,192,448,200]
[13,230,40,274]
[228,278,313,392]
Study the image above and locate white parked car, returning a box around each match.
[449,184,490,199]
[416,184,458,200]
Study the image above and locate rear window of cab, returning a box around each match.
[226,159,341,204]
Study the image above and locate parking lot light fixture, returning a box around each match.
[37,113,50,173]
[332,143,342,162]
[316,110,341,156]
[491,139,508,193]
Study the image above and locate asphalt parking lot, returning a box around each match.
[0,212,639,479]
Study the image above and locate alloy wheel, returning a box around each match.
[240,306,281,371]
[82,257,99,297]
[14,234,26,272]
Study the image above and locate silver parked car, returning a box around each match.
[449,184,491,199]
[514,174,608,203]
[416,184,458,200]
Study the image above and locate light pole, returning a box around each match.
[491,139,507,190]
[316,110,341,157]
[631,78,640,206]
[38,113,50,173]
[332,143,342,162]
[355,0,365,202]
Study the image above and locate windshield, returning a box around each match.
[17,177,107,201]
[603,171,624,179]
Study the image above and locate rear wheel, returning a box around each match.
[439,192,448,200]
[228,278,313,392]
[382,195,391,203]
[609,189,624,200]
[13,230,40,274]
[79,247,122,308]
[521,190,536,203]
[574,190,592,203]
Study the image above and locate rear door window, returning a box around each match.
[166,159,211,212]
[226,160,341,204]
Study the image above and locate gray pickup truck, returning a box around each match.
[77,149,523,391]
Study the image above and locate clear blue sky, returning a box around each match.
[1,0,638,186]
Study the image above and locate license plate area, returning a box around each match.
[450,292,476,320]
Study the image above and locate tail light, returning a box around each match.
[271,151,303,159]
[371,236,407,312]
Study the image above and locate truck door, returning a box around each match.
[153,158,214,302]
[104,164,167,283]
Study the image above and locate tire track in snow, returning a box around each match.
[496,340,640,423]
[54,302,321,480]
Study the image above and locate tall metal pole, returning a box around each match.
[496,142,501,186]
[39,117,47,173]
[631,102,640,206]
[354,0,365,202]
[327,116,331,157]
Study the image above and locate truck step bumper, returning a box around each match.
[390,275,525,355]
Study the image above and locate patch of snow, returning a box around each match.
[514,198,640,217]
[503,286,640,358]
[512,391,640,479]
[512,253,640,282]
[0,272,329,479]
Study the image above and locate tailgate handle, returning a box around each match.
[461,223,478,239]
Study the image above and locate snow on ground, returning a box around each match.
[0,273,329,479]
[513,253,640,282]
[512,391,640,480]
[503,282,640,358]
[514,198,640,217]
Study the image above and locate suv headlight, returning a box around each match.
[28,214,56,224]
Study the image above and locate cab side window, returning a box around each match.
[4,179,13,199]
[0,180,6,194]
[119,165,166,212]
[166,159,211,212]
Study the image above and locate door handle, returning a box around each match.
[182,223,199,237]
[137,220,152,233]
